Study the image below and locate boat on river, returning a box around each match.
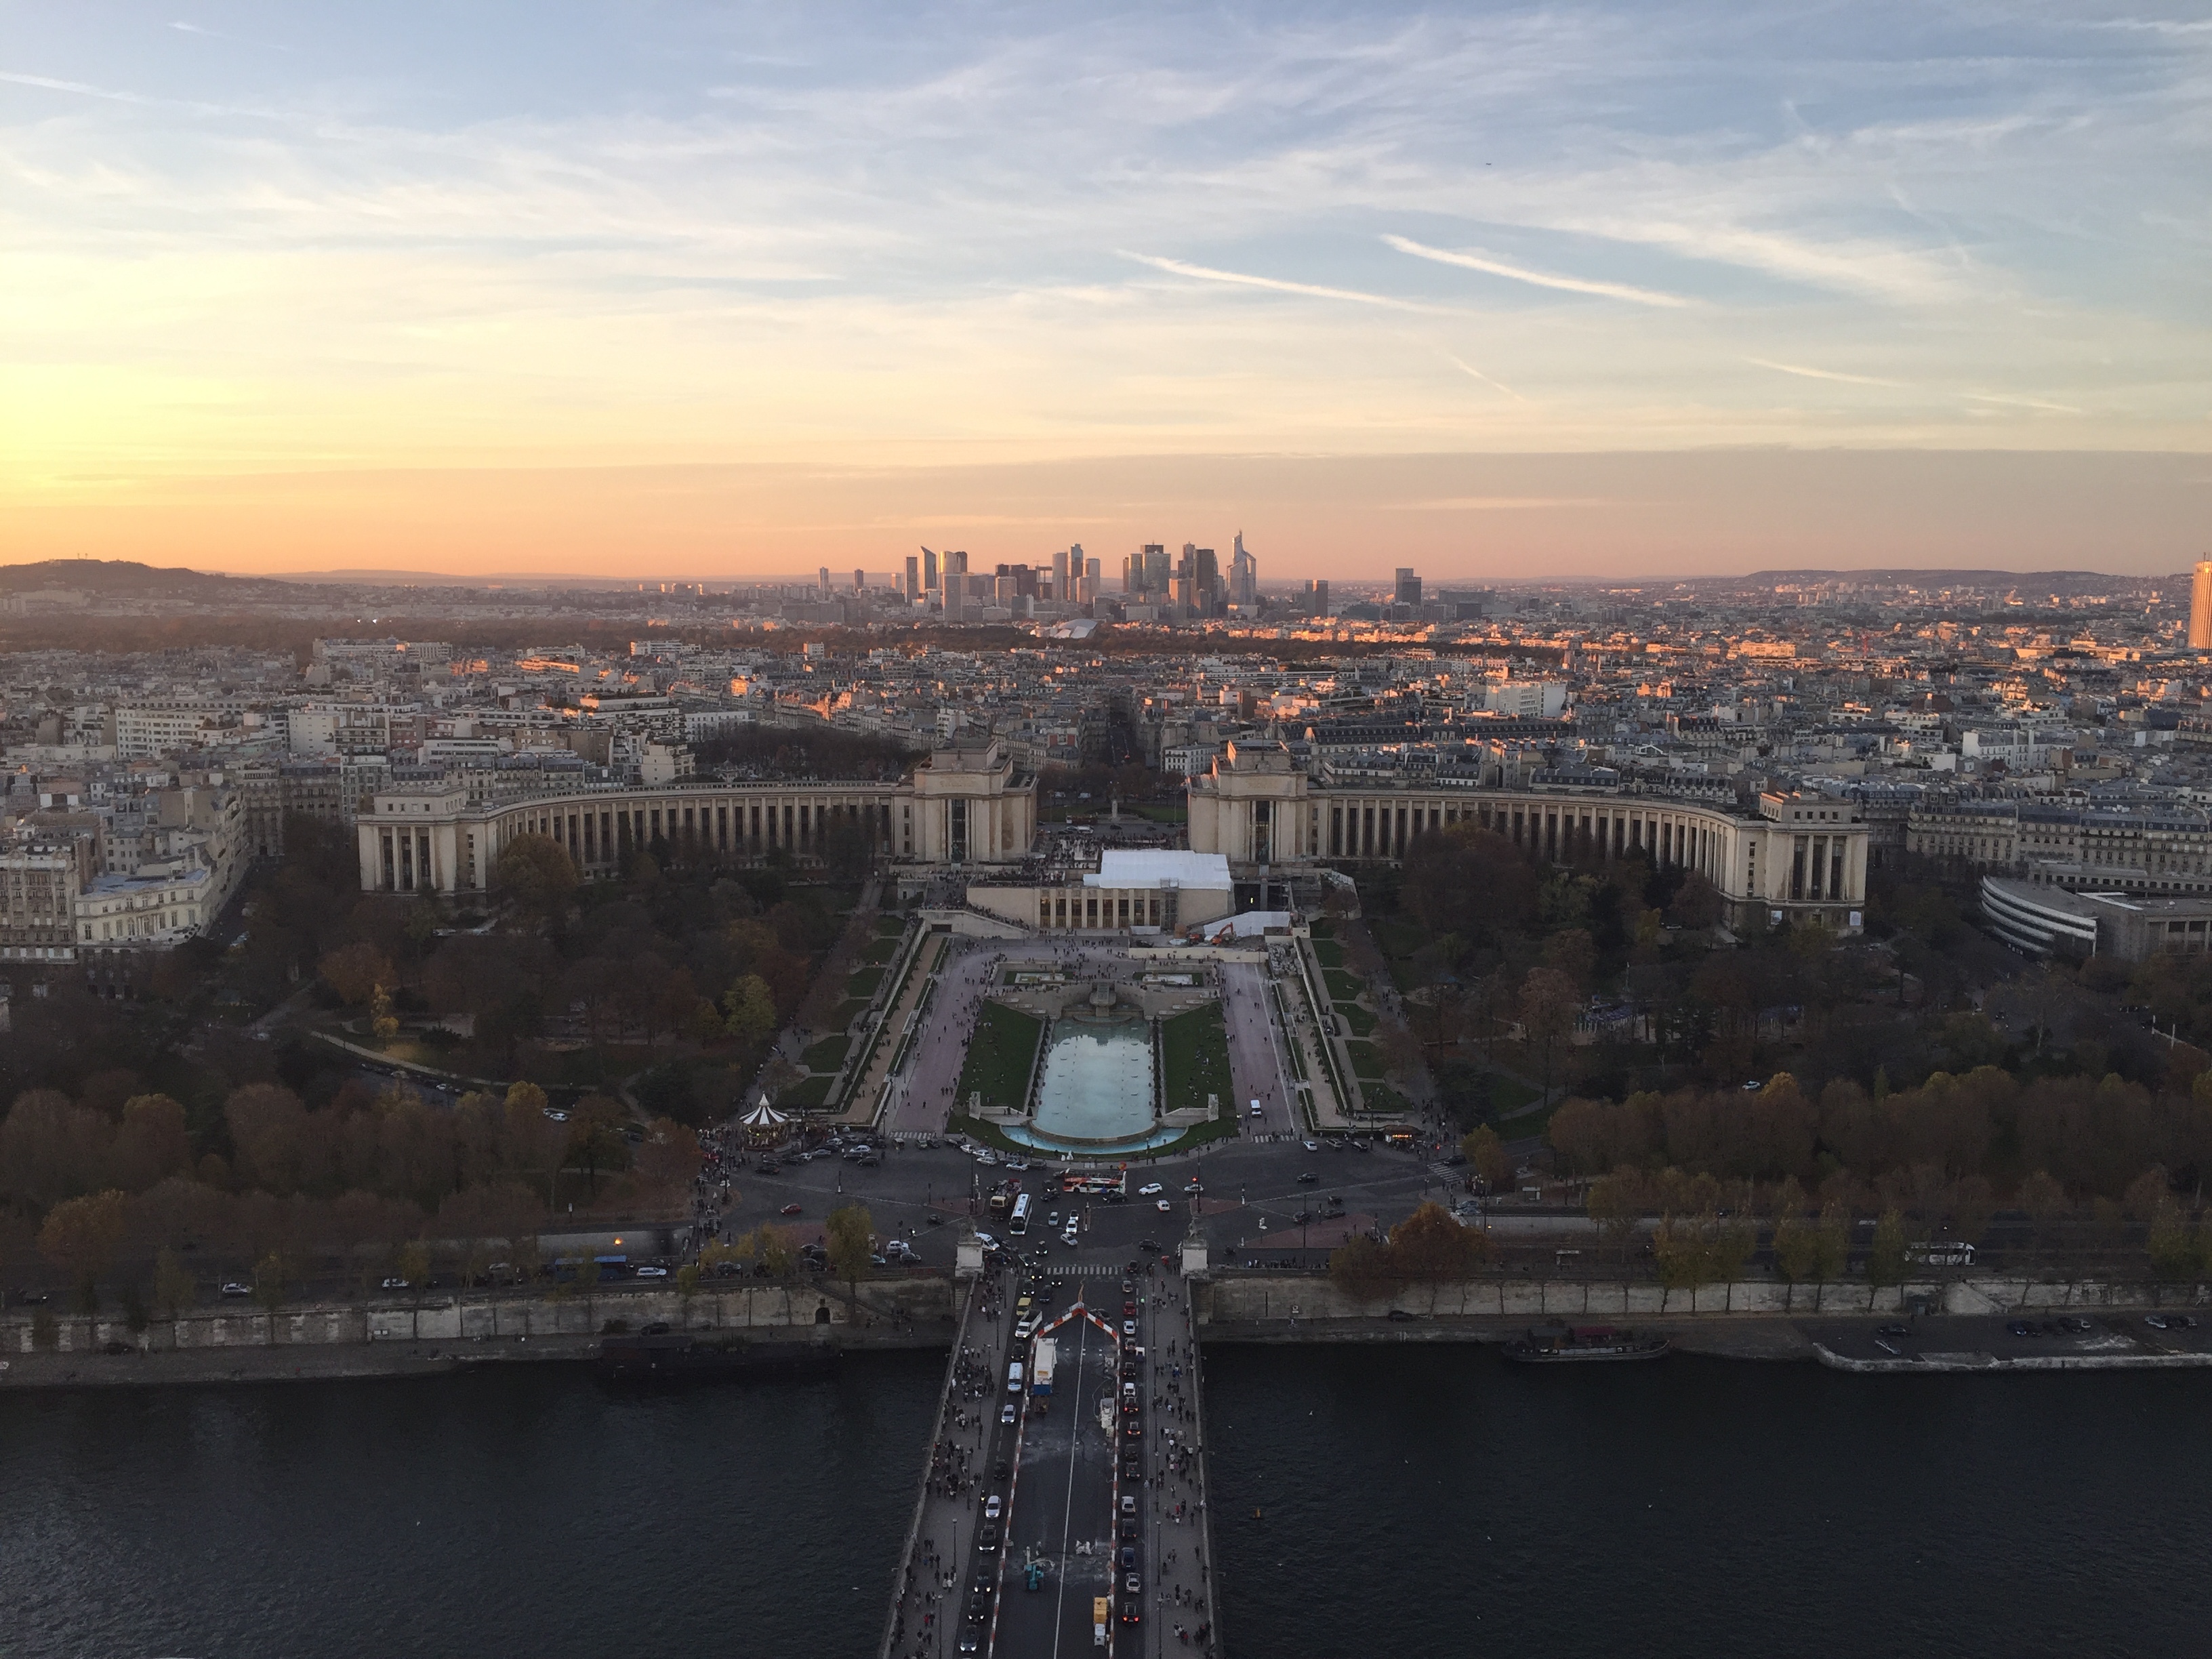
[1502,1324,1670,1364]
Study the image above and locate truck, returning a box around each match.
[1030,1336,1056,1395]
[1093,1597,1110,1646]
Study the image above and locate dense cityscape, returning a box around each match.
[9,1,2210,1654]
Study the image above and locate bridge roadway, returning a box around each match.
[991,1304,1119,1656]
[883,1258,1221,1659]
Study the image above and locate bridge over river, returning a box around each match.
[881,1266,1221,1658]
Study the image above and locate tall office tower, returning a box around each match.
[922,547,939,592]
[945,548,968,583]
[1193,546,1221,613]
[818,567,831,595]
[1143,543,1170,595]
[1308,579,1330,616]
[855,569,866,591]
[943,572,965,617]
[1052,547,1071,600]
[905,554,920,599]
[2193,559,2212,649]
[1175,546,1196,611]
[1394,567,1421,606]
[1230,532,1256,607]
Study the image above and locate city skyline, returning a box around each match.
[4,2,2208,577]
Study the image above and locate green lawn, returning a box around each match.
[1337,1002,1377,1037]
[1344,1040,1386,1080]
[777,1073,833,1108]
[1307,919,1335,941]
[1486,1072,1543,1115]
[1312,939,1347,969]
[832,998,869,1031]
[954,1000,1044,1113]
[876,914,907,938]
[1323,968,1364,1003]
[846,966,884,999]
[801,1033,851,1071]
[862,935,901,966]
[1362,1081,1416,1121]
[1161,1004,1232,1113]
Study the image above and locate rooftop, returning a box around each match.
[1086,849,1232,892]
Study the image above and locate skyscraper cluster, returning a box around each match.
[1120,533,1257,617]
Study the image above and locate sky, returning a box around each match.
[1,1,2208,581]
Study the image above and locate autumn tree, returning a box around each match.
[1383,1201,1491,1282]
[1327,1233,1393,1305]
[723,974,778,1045]
[1519,966,1580,1101]
[1584,1168,1645,1266]
[1866,1208,1908,1290]
[1459,1126,1512,1191]
[153,1245,196,1323]
[565,1095,632,1200]
[319,941,396,1006]
[39,1189,131,1314]
[492,832,580,921]
[826,1202,874,1302]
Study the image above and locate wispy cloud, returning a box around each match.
[1746,358,1902,388]
[1964,391,2085,415]
[1121,252,1445,313]
[1385,234,1688,308]
[1446,355,1525,401]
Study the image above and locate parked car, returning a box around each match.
[635,1266,669,1279]
[780,1203,804,1216]
[218,1282,252,1298]
[380,1277,411,1291]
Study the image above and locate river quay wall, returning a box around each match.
[0,1276,958,1368]
[1193,1272,2212,1324]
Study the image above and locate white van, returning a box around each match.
[1249,1100,1263,1118]
[1006,1361,1025,1393]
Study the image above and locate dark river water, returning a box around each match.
[4,1346,2209,1659]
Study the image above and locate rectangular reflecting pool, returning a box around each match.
[1027,1013,1156,1145]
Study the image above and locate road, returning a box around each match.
[1219,960,1296,1139]
[992,1306,1120,1656]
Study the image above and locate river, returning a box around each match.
[4,1346,2207,1658]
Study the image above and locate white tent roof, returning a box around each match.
[1086,849,1233,892]
[740,1100,791,1126]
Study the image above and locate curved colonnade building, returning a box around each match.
[355,734,1866,935]
[356,741,1033,895]
[1187,741,1868,934]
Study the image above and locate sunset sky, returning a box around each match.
[3,3,2207,580]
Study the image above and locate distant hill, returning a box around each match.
[0,558,239,594]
